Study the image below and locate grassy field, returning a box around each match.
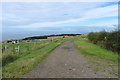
[74,38,119,62]
[2,37,72,78]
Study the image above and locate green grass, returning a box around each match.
[2,38,71,78]
[74,39,119,62]
[2,40,50,66]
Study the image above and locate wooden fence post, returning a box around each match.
[18,46,20,55]
[4,45,8,54]
[12,44,15,54]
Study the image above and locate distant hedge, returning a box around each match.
[87,31,120,53]
[23,36,47,40]
[22,34,81,40]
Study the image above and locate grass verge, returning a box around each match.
[74,39,119,62]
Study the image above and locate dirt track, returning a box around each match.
[23,40,117,78]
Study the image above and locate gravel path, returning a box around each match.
[23,40,117,78]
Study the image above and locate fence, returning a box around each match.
[2,45,21,55]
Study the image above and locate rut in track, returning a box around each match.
[23,40,117,78]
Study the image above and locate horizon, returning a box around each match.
[2,32,83,41]
[2,1,118,40]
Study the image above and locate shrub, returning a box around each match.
[87,30,120,54]
[105,31,120,53]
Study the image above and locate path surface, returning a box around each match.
[23,40,117,78]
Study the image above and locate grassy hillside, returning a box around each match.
[2,37,72,78]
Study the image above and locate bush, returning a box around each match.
[105,31,120,53]
[87,31,120,54]
[88,32,97,44]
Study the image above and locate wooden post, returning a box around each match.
[18,46,20,55]
[12,44,15,54]
[4,45,8,53]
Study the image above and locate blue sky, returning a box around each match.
[2,2,118,34]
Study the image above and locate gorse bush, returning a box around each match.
[87,30,120,53]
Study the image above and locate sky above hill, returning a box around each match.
[2,1,118,34]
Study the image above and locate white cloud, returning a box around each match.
[11,18,87,28]
[11,4,118,28]
[3,2,109,25]
[85,5,118,19]
[86,19,117,27]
